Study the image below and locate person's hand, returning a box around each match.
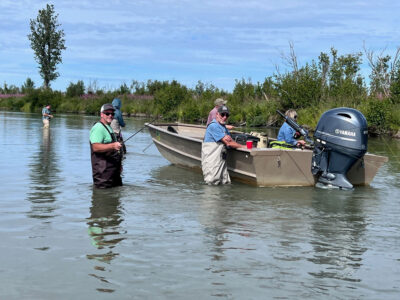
[224,135,233,143]
[112,142,122,151]
[296,140,306,147]
[226,125,234,130]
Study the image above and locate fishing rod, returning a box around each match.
[123,116,159,144]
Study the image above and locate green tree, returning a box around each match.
[318,52,330,95]
[1,82,20,94]
[231,78,257,104]
[131,80,146,94]
[390,61,400,104]
[327,48,365,102]
[66,80,85,97]
[146,80,169,95]
[154,80,190,118]
[28,4,66,89]
[275,62,322,109]
[21,78,35,93]
[261,76,278,100]
[118,83,130,94]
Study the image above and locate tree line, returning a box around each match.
[1,61,400,136]
[1,4,400,136]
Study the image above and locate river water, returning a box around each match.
[1,111,399,299]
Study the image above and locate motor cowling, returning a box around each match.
[311,108,368,189]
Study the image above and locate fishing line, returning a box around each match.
[123,116,158,144]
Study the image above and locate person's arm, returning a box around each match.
[42,110,53,118]
[221,135,246,149]
[91,142,122,153]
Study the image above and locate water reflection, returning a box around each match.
[308,189,368,282]
[26,128,60,219]
[371,137,400,176]
[198,185,229,262]
[86,187,125,293]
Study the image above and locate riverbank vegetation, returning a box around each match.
[1,46,400,136]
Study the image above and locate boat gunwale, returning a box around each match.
[146,122,251,152]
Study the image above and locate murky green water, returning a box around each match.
[1,111,399,299]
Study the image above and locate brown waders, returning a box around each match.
[90,122,123,188]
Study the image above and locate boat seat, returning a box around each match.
[167,126,178,134]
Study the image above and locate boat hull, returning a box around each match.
[146,123,388,187]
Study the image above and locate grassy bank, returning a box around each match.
[1,83,400,138]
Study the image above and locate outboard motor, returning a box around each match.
[311,108,368,189]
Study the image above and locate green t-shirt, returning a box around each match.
[90,122,114,144]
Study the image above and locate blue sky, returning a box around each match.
[1,0,399,92]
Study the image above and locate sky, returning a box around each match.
[1,0,400,92]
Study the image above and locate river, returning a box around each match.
[1,111,399,299]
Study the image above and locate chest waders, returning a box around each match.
[90,122,123,188]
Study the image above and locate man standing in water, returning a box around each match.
[202,105,246,185]
[42,104,53,128]
[89,103,123,188]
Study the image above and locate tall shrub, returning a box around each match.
[154,80,190,119]
[66,80,85,97]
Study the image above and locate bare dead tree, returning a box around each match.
[280,41,299,74]
[363,42,400,98]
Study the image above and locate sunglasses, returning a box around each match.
[103,112,114,116]
[220,113,230,117]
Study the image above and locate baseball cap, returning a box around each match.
[214,98,227,106]
[218,105,230,115]
[100,103,115,113]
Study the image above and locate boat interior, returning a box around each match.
[163,123,272,148]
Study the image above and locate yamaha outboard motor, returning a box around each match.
[311,108,368,189]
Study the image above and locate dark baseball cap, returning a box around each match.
[217,105,230,115]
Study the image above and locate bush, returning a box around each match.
[180,99,200,123]
[388,104,400,130]
[154,81,190,116]
[21,89,62,112]
[274,62,322,110]
[361,98,391,132]
[66,81,85,97]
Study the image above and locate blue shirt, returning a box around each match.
[277,122,297,145]
[42,107,51,120]
[204,120,230,142]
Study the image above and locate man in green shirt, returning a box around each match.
[89,103,123,188]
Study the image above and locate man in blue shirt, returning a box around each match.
[276,109,306,148]
[42,104,53,128]
[202,105,245,185]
